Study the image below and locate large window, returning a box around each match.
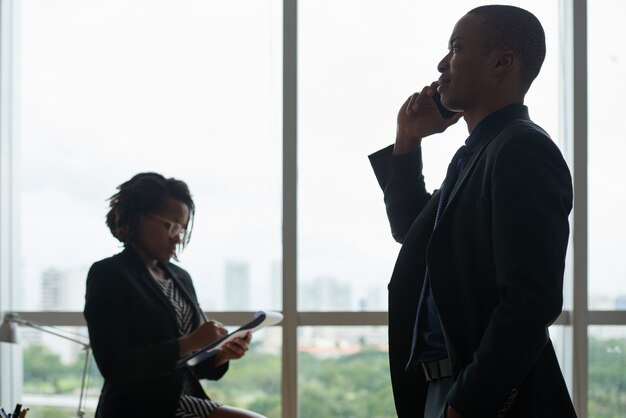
[588,0,626,311]
[0,1,621,418]
[297,0,560,309]
[10,0,282,414]
[587,1,626,416]
[17,0,282,313]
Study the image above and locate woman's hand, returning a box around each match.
[178,320,228,358]
[215,333,252,367]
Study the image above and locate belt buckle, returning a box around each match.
[421,362,432,382]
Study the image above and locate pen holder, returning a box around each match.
[0,404,28,418]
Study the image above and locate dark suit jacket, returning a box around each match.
[370,110,577,418]
[84,247,228,418]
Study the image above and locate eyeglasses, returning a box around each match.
[148,213,187,241]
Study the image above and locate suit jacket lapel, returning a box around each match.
[122,247,180,329]
[439,117,527,223]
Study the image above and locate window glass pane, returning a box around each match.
[20,326,100,416]
[16,0,282,312]
[297,0,560,311]
[549,325,572,393]
[298,326,392,418]
[588,0,626,310]
[589,326,626,417]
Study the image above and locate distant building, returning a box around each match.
[42,268,65,309]
[224,261,250,310]
[298,277,389,357]
[358,286,385,311]
[269,260,282,310]
[36,267,86,363]
[41,266,85,310]
[590,293,617,310]
[300,276,351,311]
[615,295,626,310]
[20,268,69,347]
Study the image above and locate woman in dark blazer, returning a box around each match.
[84,172,265,418]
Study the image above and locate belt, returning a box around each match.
[420,357,452,382]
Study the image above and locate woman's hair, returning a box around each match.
[106,172,195,250]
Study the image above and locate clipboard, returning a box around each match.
[176,310,283,369]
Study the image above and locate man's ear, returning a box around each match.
[493,50,516,73]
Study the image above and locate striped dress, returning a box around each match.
[154,276,222,417]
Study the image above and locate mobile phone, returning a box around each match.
[432,91,458,119]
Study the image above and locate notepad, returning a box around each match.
[176,310,283,369]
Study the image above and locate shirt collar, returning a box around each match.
[465,103,529,150]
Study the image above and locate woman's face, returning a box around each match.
[135,196,190,263]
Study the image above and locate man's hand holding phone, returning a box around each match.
[394,82,462,155]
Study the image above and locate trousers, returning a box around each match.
[424,376,454,418]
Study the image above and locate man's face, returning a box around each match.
[437,14,491,112]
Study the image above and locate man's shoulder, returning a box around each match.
[500,118,551,141]
[489,118,560,155]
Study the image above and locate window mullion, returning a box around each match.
[0,0,20,408]
[561,0,589,416]
[282,0,298,417]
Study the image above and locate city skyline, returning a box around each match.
[28,258,388,313]
[26,257,626,315]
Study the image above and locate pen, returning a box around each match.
[0,407,8,418]
[19,408,28,418]
[12,404,21,417]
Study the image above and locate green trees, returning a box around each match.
[205,349,395,418]
[299,350,394,418]
[23,345,101,394]
[589,336,626,418]
[21,337,626,418]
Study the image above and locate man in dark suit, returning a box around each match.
[369,6,577,418]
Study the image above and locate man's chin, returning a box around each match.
[441,97,462,113]
[438,91,453,109]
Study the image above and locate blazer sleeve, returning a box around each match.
[369,144,433,243]
[192,353,229,380]
[446,132,573,417]
[84,260,180,381]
